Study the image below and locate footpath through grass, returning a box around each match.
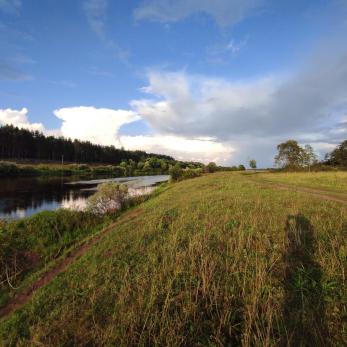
[252,171,347,194]
[0,172,346,346]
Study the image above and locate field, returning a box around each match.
[0,171,346,346]
[252,171,347,194]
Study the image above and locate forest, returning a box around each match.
[0,125,173,164]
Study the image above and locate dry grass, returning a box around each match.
[0,172,346,346]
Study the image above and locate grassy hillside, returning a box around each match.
[1,172,346,346]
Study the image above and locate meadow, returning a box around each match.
[253,171,347,194]
[0,171,346,346]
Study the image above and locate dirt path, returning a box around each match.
[0,209,143,320]
[248,178,347,205]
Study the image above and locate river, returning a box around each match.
[0,175,169,220]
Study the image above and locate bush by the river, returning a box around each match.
[169,165,202,182]
[87,182,129,215]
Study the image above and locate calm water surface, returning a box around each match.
[0,175,169,220]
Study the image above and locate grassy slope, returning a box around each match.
[1,172,346,346]
[0,210,110,307]
[254,171,347,194]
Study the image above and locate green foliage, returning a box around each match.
[0,161,19,176]
[275,140,319,170]
[169,165,202,182]
[325,139,347,167]
[169,164,183,181]
[0,125,173,166]
[249,159,257,169]
[91,165,116,175]
[205,162,218,173]
[302,144,318,170]
[87,182,128,215]
[238,164,246,171]
[181,168,203,180]
[275,140,304,168]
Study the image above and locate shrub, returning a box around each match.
[0,161,19,176]
[92,166,115,175]
[205,162,218,173]
[169,165,202,182]
[87,182,128,215]
[182,168,202,180]
[76,164,90,171]
[169,164,183,181]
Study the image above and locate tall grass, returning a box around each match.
[0,210,107,306]
[254,171,347,193]
[0,172,346,346]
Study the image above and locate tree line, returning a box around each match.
[0,125,173,164]
[273,139,347,170]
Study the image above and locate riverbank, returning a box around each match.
[1,171,346,345]
[0,174,170,220]
[0,161,169,177]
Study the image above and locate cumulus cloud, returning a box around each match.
[128,46,347,165]
[0,108,45,131]
[134,51,347,138]
[134,0,264,27]
[54,106,140,146]
[131,71,278,139]
[120,134,233,163]
[3,42,346,166]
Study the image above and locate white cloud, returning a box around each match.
[134,48,347,139]
[120,134,233,163]
[128,45,347,166]
[131,71,278,139]
[134,0,264,27]
[0,0,21,15]
[0,108,45,132]
[54,106,140,146]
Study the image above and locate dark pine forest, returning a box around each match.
[0,125,173,164]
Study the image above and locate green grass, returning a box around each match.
[0,172,346,346]
[0,210,111,307]
[252,171,347,194]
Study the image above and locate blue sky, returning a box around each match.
[1,0,347,166]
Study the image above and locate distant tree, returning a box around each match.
[302,144,317,171]
[325,140,347,167]
[274,140,305,168]
[206,162,218,173]
[87,182,128,215]
[238,164,246,171]
[249,159,257,169]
